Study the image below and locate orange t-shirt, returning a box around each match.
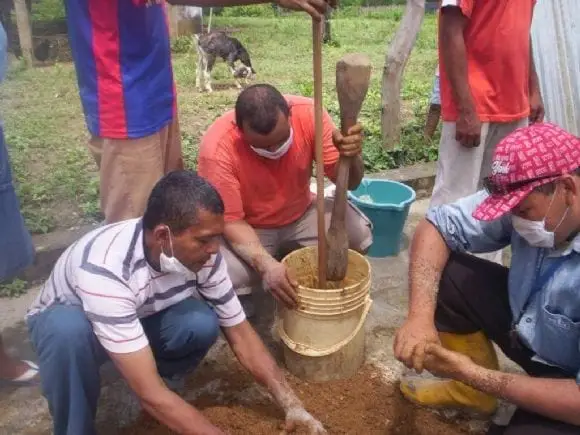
[197,95,339,228]
[439,0,535,122]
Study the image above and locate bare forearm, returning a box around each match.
[250,350,302,413]
[463,367,580,426]
[111,348,223,435]
[347,155,364,190]
[228,324,302,413]
[143,390,223,435]
[224,221,276,274]
[440,9,474,113]
[408,220,450,319]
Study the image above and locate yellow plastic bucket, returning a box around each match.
[277,247,372,382]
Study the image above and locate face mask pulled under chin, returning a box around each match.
[159,227,194,276]
[250,127,293,159]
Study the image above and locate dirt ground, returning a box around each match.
[120,363,477,435]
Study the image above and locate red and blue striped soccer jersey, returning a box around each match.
[64,0,176,139]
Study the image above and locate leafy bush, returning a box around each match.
[219,4,276,17]
[31,0,66,21]
[0,278,29,298]
[171,36,194,54]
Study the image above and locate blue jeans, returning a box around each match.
[27,298,220,435]
[0,125,34,281]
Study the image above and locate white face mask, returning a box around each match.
[250,127,293,159]
[512,192,569,248]
[159,226,194,276]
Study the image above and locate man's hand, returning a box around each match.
[284,408,327,434]
[423,343,477,383]
[455,107,481,148]
[223,322,326,434]
[529,88,545,124]
[261,260,299,309]
[393,317,440,373]
[109,347,224,434]
[275,0,334,20]
[332,123,363,157]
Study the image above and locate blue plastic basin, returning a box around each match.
[348,178,416,257]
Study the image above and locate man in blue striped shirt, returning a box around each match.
[395,123,580,434]
[26,170,326,435]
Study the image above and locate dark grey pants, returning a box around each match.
[435,252,579,435]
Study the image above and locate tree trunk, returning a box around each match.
[381,0,425,148]
[13,0,33,67]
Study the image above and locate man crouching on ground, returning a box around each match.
[197,84,373,316]
[25,170,326,435]
[395,123,580,434]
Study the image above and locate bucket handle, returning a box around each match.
[278,298,373,358]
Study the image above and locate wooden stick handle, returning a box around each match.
[330,54,372,229]
[313,18,326,289]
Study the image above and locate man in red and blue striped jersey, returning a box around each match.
[63,0,333,225]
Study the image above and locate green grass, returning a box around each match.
[0,278,29,298]
[2,10,440,234]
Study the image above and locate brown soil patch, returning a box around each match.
[121,364,477,435]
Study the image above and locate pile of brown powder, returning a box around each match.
[121,364,478,434]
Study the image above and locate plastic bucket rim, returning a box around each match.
[290,298,368,317]
[298,293,369,306]
[347,178,417,211]
[297,301,367,314]
[295,273,371,293]
[296,279,371,301]
[282,247,371,293]
[298,291,369,306]
[296,280,370,294]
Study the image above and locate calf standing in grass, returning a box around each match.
[195,31,256,93]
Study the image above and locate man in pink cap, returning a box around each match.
[394,122,580,433]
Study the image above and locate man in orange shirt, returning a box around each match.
[431,0,544,264]
[197,84,372,315]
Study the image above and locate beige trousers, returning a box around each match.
[222,198,373,295]
[88,118,184,224]
[431,119,528,263]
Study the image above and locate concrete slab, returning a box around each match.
[17,223,99,285]
[0,199,427,434]
[0,197,519,433]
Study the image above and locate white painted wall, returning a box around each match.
[531,0,580,135]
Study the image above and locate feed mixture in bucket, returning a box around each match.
[277,246,372,382]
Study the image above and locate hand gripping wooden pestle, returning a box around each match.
[326,53,371,282]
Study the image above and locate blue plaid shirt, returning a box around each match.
[427,190,580,384]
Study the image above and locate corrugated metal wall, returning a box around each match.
[531,0,580,135]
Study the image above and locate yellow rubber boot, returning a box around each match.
[399,331,499,417]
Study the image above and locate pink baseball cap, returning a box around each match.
[473,123,580,221]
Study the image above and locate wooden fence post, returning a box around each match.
[381,0,425,148]
[168,4,180,39]
[13,0,33,67]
